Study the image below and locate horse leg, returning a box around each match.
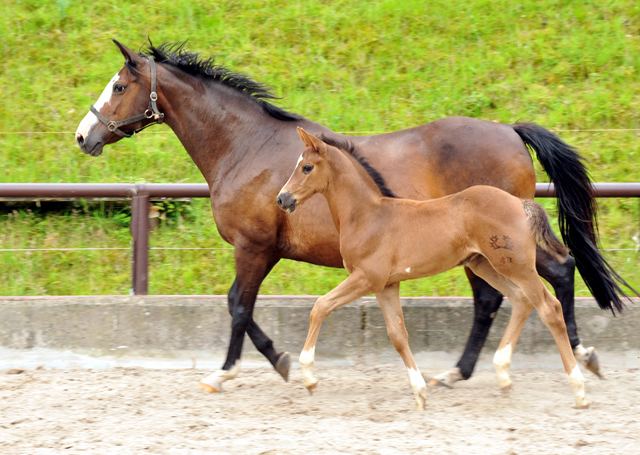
[471,255,589,408]
[199,251,285,393]
[466,255,533,391]
[299,270,374,393]
[536,249,602,378]
[533,286,589,408]
[430,268,504,388]
[376,283,427,410]
[229,259,291,381]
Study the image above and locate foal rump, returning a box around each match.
[522,199,569,264]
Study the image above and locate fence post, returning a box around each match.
[130,186,149,295]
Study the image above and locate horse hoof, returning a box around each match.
[428,377,453,389]
[306,383,317,395]
[275,352,291,382]
[198,382,220,393]
[584,347,604,379]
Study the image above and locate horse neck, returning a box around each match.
[322,147,384,232]
[157,66,288,182]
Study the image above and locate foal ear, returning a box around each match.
[297,127,327,155]
[113,40,144,67]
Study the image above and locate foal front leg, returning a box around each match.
[300,270,373,393]
[376,283,427,410]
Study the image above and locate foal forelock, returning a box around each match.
[318,135,397,198]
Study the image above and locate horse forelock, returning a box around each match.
[141,41,299,121]
[318,135,397,198]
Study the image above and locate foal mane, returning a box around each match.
[141,41,300,122]
[318,135,397,198]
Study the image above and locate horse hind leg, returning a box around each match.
[376,283,427,410]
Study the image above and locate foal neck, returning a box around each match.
[323,146,387,229]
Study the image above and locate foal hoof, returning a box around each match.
[275,352,291,382]
[198,382,220,394]
[428,377,452,388]
[584,347,603,379]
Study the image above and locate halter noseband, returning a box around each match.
[90,57,165,138]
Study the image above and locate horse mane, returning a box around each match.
[141,41,300,122]
[318,135,397,198]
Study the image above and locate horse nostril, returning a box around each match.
[76,132,85,145]
[276,195,283,207]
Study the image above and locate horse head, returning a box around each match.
[75,40,163,156]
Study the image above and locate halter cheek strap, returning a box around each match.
[90,57,165,138]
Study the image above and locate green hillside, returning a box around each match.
[1,0,638,295]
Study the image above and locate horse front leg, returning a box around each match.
[300,270,374,393]
[199,251,287,393]
[376,283,427,410]
[536,249,602,378]
[430,268,503,388]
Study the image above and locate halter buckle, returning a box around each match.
[150,92,158,102]
[107,122,118,132]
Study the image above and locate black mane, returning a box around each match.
[319,135,397,198]
[142,41,299,122]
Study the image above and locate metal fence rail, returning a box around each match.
[1,182,640,295]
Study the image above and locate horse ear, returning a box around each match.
[297,127,326,155]
[113,40,143,66]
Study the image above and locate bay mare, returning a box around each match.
[276,128,597,409]
[75,40,635,392]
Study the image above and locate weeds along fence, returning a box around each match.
[1,182,639,295]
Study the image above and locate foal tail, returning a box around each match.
[513,123,638,314]
[523,200,569,264]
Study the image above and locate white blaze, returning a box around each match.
[76,72,120,140]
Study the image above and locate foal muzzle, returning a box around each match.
[276,191,297,213]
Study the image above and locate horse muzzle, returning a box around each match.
[276,191,297,213]
[76,130,105,157]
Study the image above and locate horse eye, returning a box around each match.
[113,84,125,93]
[302,164,314,174]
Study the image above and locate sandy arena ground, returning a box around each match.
[1,363,639,455]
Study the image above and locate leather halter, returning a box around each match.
[90,57,165,138]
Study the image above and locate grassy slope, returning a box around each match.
[0,0,638,295]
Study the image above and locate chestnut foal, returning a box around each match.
[277,127,589,410]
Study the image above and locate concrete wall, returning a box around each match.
[0,296,637,370]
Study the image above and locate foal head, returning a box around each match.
[277,127,331,213]
[76,41,162,156]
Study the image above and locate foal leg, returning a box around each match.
[430,269,504,388]
[536,250,601,378]
[299,270,374,393]
[466,255,532,391]
[376,283,427,410]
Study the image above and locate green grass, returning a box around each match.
[1,0,639,296]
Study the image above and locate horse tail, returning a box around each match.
[522,199,569,264]
[512,122,637,314]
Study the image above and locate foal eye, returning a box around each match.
[113,84,125,93]
[302,164,314,174]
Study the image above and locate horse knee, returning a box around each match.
[230,306,252,331]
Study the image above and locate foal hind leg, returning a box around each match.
[430,269,504,388]
[466,256,533,391]
[376,283,427,410]
[299,269,375,393]
[536,249,601,378]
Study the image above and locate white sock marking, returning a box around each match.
[493,343,513,389]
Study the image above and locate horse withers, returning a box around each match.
[277,127,595,409]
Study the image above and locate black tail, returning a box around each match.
[512,123,638,314]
